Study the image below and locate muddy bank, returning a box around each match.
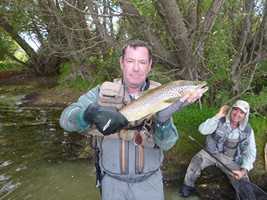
[0,72,83,107]
[1,72,266,200]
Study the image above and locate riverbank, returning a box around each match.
[0,71,83,107]
[1,71,266,199]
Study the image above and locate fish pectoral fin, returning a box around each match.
[139,113,155,122]
[164,97,181,103]
[127,113,155,127]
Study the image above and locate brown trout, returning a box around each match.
[119,80,208,124]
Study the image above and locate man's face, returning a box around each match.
[230,107,246,124]
[120,46,152,90]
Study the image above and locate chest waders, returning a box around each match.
[88,78,161,196]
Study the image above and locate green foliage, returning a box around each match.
[149,65,171,84]
[0,0,36,33]
[59,62,91,89]
[0,34,28,72]
[84,54,121,82]
[59,52,123,90]
[212,89,231,106]
[204,13,234,105]
[1,0,266,117]
[241,87,267,117]
[64,77,92,89]
[249,116,267,158]
[202,0,267,109]
[173,103,217,134]
[15,50,29,62]
[170,104,218,166]
[0,61,23,72]
[131,0,155,15]
[0,35,20,60]
[250,116,267,136]
[59,62,72,79]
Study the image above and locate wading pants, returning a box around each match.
[101,169,164,200]
[183,149,256,200]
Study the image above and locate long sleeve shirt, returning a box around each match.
[59,84,179,151]
[198,116,256,171]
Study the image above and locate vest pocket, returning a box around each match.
[224,138,239,157]
[99,82,124,106]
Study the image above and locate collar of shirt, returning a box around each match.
[224,121,240,139]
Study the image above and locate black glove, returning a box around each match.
[84,103,128,135]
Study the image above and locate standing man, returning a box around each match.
[179,100,257,199]
[60,40,203,200]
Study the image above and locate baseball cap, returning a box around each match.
[233,100,249,113]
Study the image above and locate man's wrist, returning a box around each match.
[84,103,99,124]
[156,118,171,126]
[215,114,223,119]
[241,168,248,172]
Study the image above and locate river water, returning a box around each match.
[0,85,199,200]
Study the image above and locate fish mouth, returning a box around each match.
[201,86,209,93]
[196,81,209,93]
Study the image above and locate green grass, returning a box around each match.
[60,77,92,89]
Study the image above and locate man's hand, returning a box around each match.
[180,89,203,103]
[84,104,128,135]
[156,90,203,123]
[215,105,230,119]
[231,168,247,180]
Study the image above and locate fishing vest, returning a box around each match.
[89,78,161,148]
[206,117,252,161]
[97,78,164,183]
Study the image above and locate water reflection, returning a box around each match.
[0,88,199,200]
[4,161,100,200]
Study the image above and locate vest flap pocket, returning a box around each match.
[99,81,124,104]
[224,138,239,157]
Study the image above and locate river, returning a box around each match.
[0,85,200,200]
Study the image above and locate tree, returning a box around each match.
[0,0,266,106]
[0,1,60,74]
[85,0,267,101]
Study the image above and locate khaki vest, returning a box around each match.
[206,117,252,160]
[87,78,161,148]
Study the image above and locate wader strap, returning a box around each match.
[105,169,159,183]
[138,145,143,172]
[121,139,126,172]
[89,135,104,195]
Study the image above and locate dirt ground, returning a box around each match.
[1,71,267,199]
[0,71,84,107]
